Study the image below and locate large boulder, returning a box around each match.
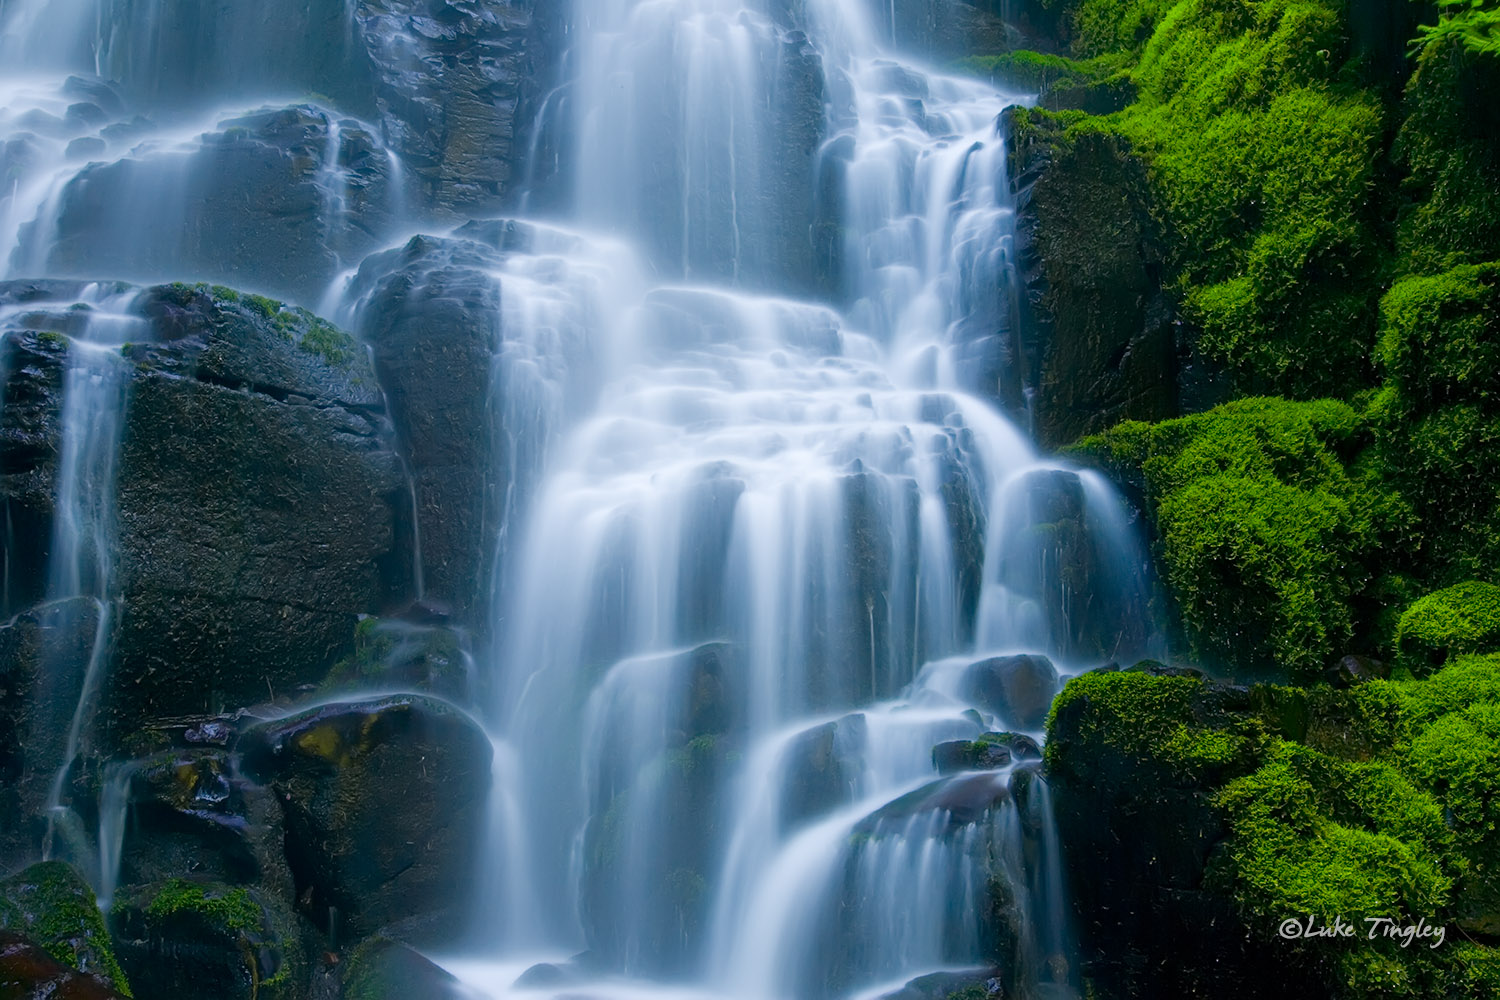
[0,862,130,997]
[0,931,128,1000]
[341,236,506,624]
[108,879,307,1000]
[100,283,401,745]
[959,654,1060,731]
[38,106,409,305]
[241,695,492,941]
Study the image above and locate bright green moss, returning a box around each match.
[1056,0,1387,395]
[1075,398,1401,679]
[1395,583,1500,672]
[0,861,132,995]
[1395,41,1500,274]
[1378,263,1500,409]
[142,879,262,934]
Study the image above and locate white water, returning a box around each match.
[0,285,145,865]
[0,0,1156,997]
[438,2,1144,999]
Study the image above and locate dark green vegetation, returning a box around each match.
[995,0,1500,995]
[990,0,1500,679]
[0,862,130,995]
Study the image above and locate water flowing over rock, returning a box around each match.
[0,0,1165,997]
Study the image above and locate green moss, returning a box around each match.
[1378,263,1500,408]
[142,879,262,934]
[0,861,132,996]
[1395,582,1500,672]
[1051,661,1500,997]
[1395,41,1500,274]
[1074,398,1402,679]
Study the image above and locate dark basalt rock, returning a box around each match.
[0,862,127,995]
[341,936,472,1000]
[341,236,506,626]
[933,731,1042,774]
[0,931,127,1000]
[241,695,492,942]
[355,0,544,217]
[39,106,408,306]
[1004,110,1225,449]
[0,599,101,865]
[109,879,308,1000]
[96,283,401,747]
[109,749,294,902]
[959,654,1060,732]
[859,771,1011,831]
[781,713,866,828]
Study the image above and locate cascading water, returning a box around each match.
[0,0,1161,996]
[443,2,1152,998]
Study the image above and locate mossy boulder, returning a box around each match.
[1371,263,1500,582]
[101,282,401,746]
[1394,40,1500,275]
[1396,582,1500,674]
[1073,397,1403,680]
[340,936,470,1000]
[1046,661,1500,998]
[108,879,306,1000]
[0,931,128,1000]
[241,695,491,942]
[0,862,129,997]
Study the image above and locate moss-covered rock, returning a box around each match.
[99,282,401,746]
[1047,659,1500,999]
[340,936,469,1000]
[0,862,129,997]
[1396,582,1500,673]
[0,931,128,1000]
[1394,40,1500,275]
[241,695,491,942]
[1074,397,1403,679]
[108,879,306,1000]
[1370,263,1500,582]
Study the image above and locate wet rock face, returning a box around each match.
[0,599,102,864]
[356,0,543,217]
[344,236,505,625]
[241,695,492,942]
[960,654,1060,732]
[111,749,294,900]
[1005,112,1206,449]
[0,862,127,995]
[110,879,308,1000]
[41,106,407,305]
[100,284,401,745]
[0,931,127,1000]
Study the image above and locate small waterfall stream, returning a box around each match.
[0,0,1159,997]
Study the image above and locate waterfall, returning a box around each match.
[446,1,1147,997]
[0,0,1159,997]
